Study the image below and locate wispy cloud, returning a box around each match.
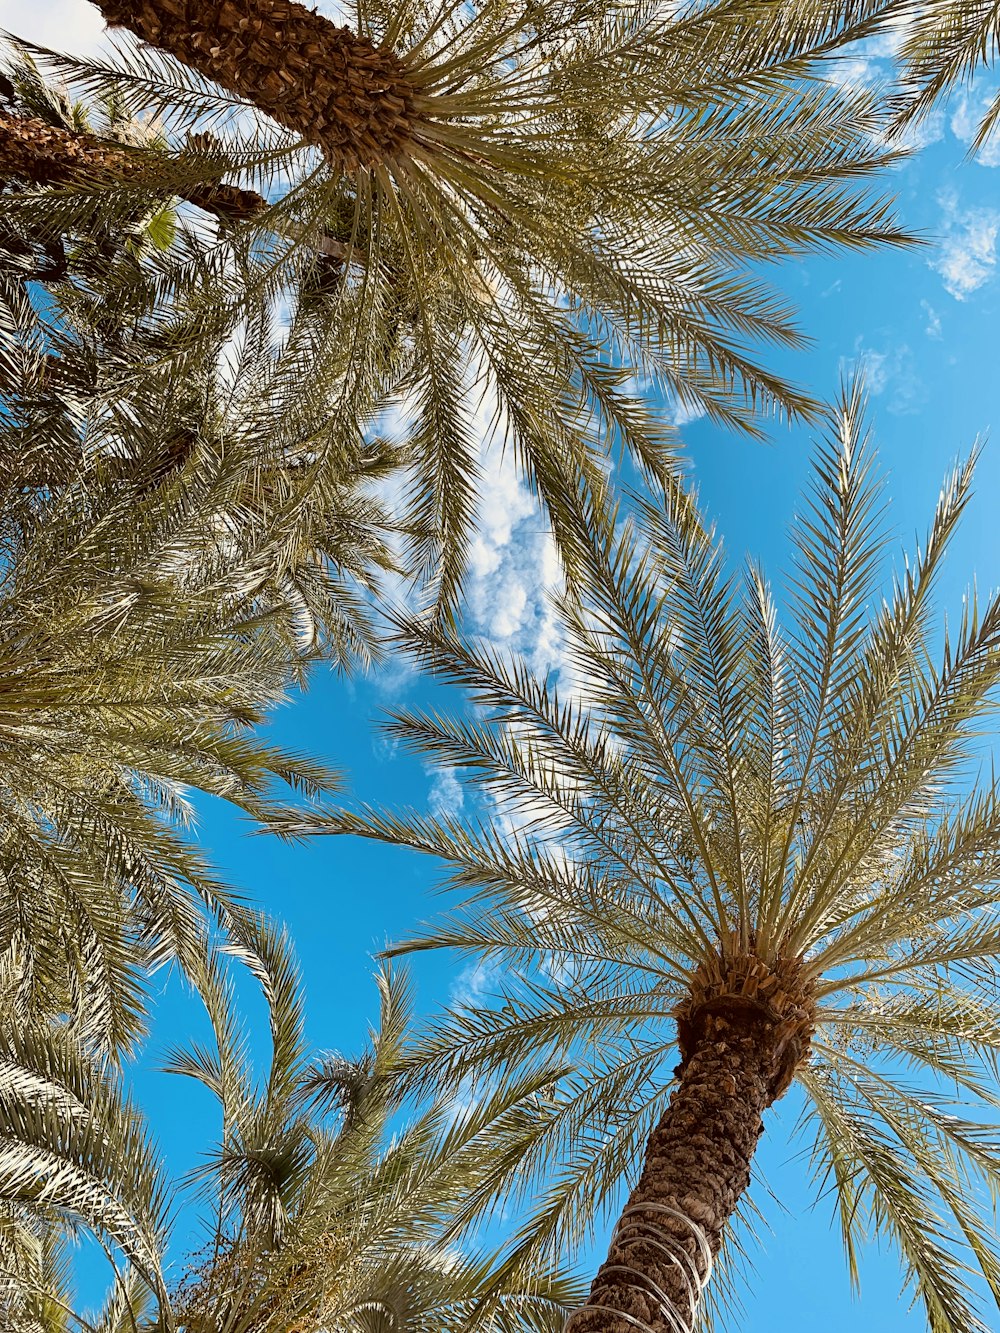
[850,342,890,395]
[825,27,946,152]
[930,192,1000,300]
[828,54,882,93]
[370,733,400,764]
[427,766,464,821]
[920,299,942,340]
[370,654,418,699]
[450,958,503,1010]
[667,396,707,428]
[894,106,946,153]
[844,338,925,416]
[825,27,904,97]
[949,89,1000,167]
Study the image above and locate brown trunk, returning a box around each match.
[568,952,815,1333]
[1,110,361,269]
[94,0,422,172]
[0,108,266,221]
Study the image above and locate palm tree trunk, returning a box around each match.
[568,954,814,1333]
[1,108,266,220]
[93,0,421,172]
[0,109,359,266]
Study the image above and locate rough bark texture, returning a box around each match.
[0,108,267,220]
[568,952,815,1333]
[95,0,422,172]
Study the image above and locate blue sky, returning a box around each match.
[6,3,1000,1328]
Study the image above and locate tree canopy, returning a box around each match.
[2,1,1000,1330]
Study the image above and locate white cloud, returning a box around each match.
[920,299,942,340]
[370,733,400,763]
[365,370,577,708]
[931,192,1000,300]
[950,93,982,145]
[865,24,911,60]
[527,534,567,679]
[465,441,536,644]
[370,651,418,700]
[825,25,944,153]
[830,55,880,93]
[950,89,1000,167]
[668,396,706,428]
[844,337,925,415]
[462,398,571,682]
[825,26,908,98]
[893,106,945,152]
[370,366,573,685]
[852,343,890,395]
[427,766,464,821]
[629,375,704,430]
[450,958,503,1010]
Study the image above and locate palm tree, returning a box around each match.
[0,52,211,287]
[0,921,584,1332]
[2,211,402,651]
[0,99,265,223]
[6,2,910,605]
[307,383,1000,1331]
[171,926,583,1333]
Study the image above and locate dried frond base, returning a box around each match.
[674,947,816,1099]
[566,1202,713,1333]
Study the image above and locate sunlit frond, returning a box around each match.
[2,0,913,608]
[314,381,1000,1328]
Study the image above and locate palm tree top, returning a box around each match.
[0,918,585,1332]
[4,1,914,610]
[298,382,1000,1330]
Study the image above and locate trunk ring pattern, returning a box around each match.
[565,1202,713,1333]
